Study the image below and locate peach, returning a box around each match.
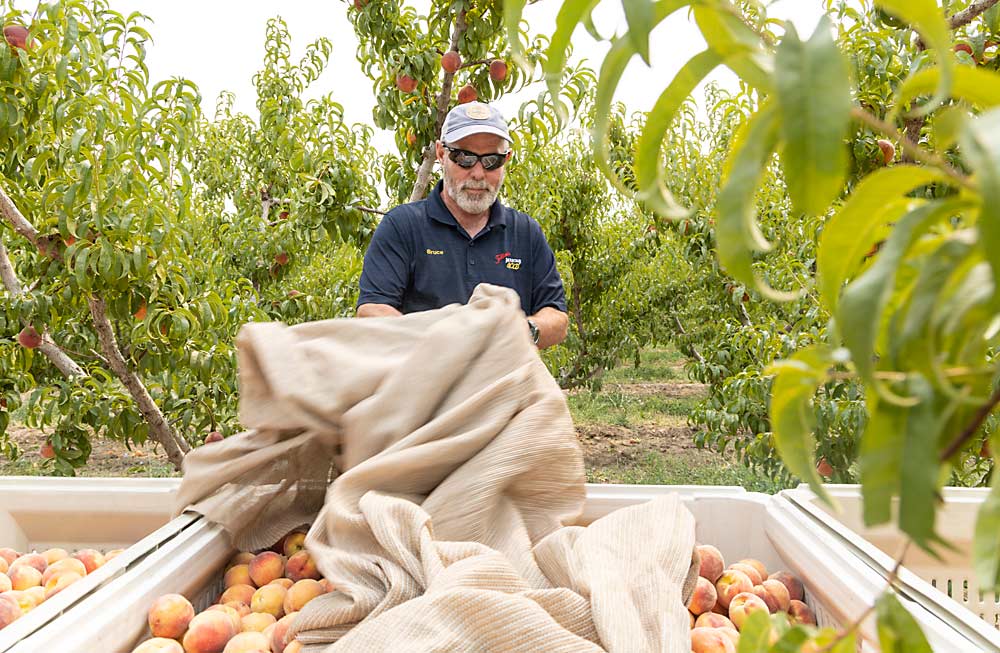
[319,578,334,593]
[228,552,255,569]
[285,551,320,582]
[0,574,10,593]
[251,583,286,618]
[105,548,126,562]
[270,612,298,653]
[23,586,45,608]
[285,641,303,653]
[72,549,105,574]
[728,562,762,586]
[738,558,767,581]
[728,592,769,630]
[284,579,323,614]
[711,599,727,615]
[752,584,779,613]
[222,631,269,653]
[695,612,736,630]
[221,584,256,606]
[207,603,243,633]
[787,599,816,626]
[696,544,725,583]
[689,610,695,628]
[761,579,790,612]
[43,557,87,584]
[687,576,718,616]
[8,565,41,590]
[715,569,752,609]
[690,626,736,653]
[269,578,293,590]
[224,565,253,589]
[1,590,32,613]
[0,558,7,574]
[11,553,46,574]
[247,551,284,587]
[182,610,237,653]
[148,593,195,639]
[0,549,18,566]
[133,638,184,653]
[719,628,740,647]
[0,594,21,628]
[241,611,276,632]
[224,601,251,618]
[282,532,307,557]
[768,571,804,602]
[44,570,82,599]
[42,548,69,565]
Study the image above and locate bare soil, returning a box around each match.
[1,424,178,476]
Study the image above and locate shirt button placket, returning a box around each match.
[468,240,475,268]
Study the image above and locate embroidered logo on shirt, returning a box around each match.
[494,251,511,264]
[504,257,522,270]
[426,249,444,255]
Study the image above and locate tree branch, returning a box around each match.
[88,296,191,469]
[0,183,39,246]
[672,315,705,365]
[949,0,1000,30]
[940,383,1000,462]
[409,9,468,202]
[351,204,386,216]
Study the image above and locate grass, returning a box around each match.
[603,348,687,384]
[586,452,794,494]
[568,390,699,427]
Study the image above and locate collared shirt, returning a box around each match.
[358,181,567,315]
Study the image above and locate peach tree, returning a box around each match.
[511,0,1000,649]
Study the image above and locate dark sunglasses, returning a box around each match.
[443,145,510,171]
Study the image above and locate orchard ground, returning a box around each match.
[0,348,790,493]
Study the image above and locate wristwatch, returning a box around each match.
[527,319,539,345]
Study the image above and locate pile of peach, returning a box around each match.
[688,544,816,653]
[130,530,329,653]
[0,545,119,630]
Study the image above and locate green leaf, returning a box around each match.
[717,100,797,300]
[774,16,852,215]
[898,375,946,550]
[874,0,953,118]
[896,66,1000,111]
[634,49,720,219]
[860,389,907,526]
[622,0,653,65]
[544,0,602,99]
[503,0,529,65]
[876,592,933,653]
[817,165,950,313]
[975,466,1000,590]
[737,609,771,652]
[767,345,835,503]
[692,4,772,92]
[959,108,1000,305]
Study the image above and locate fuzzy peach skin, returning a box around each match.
[715,568,753,609]
[690,626,736,653]
[696,544,725,583]
[148,594,195,639]
[728,591,769,630]
[687,576,719,616]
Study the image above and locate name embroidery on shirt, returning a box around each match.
[426,249,444,255]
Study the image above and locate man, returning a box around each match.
[356,102,569,348]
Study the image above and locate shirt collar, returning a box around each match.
[427,181,508,230]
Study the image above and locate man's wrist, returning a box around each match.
[527,319,539,344]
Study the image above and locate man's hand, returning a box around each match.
[357,303,403,318]
[528,307,568,348]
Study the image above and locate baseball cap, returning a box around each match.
[440,102,512,143]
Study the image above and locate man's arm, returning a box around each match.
[529,306,568,348]
[357,303,403,318]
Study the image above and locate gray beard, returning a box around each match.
[444,175,500,215]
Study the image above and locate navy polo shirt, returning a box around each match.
[358,181,567,316]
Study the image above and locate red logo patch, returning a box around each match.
[495,251,511,265]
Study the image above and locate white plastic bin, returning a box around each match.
[4,483,905,653]
[781,484,1000,651]
[0,476,183,652]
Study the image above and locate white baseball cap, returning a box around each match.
[440,102,512,143]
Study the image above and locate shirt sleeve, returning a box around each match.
[357,211,411,310]
[529,220,568,314]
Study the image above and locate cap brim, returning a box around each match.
[444,125,512,143]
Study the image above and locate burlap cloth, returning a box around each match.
[174,284,699,652]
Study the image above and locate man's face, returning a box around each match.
[437,133,511,216]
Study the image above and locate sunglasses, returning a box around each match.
[443,145,510,171]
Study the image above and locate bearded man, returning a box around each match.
[356,102,568,348]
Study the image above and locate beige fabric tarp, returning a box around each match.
[175,284,698,652]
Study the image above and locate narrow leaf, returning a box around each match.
[692,4,772,92]
[959,108,1000,304]
[875,592,933,653]
[896,66,1000,111]
[543,0,602,99]
[859,390,907,526]
[736,609,771,652]
[898,375,945,550]
[974,467,1000,590]
[622,0,654,64]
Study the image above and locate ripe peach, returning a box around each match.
[719,628,740,647]
[441,51,461,73]
[269,578,293,590]
[42,557,87,584]
[728,562,762,586]
[8,564,41,590]
[224,601,251,618]
[0,574,9,593]
[285,551,320,582]
[72,549,105,574]
[737,559,767,581]
[282,532,307,557]
[751,584,779,613]
[17,326,41,349]
[207,603,243,633]
[787,599,816,626]
[148,593,195,639]
[715,568,752,609]
[711,599,727,615]
[205,431,224,444]
[695,612,736,630]
[40,441,55,459]
[687,576,718,616]
[248,551,284,587]
[696,545,725,583]
[728,592,769,630]
[768,571,804,602]
[11,553,46,574]
[690,626,736,653]
[0,549,18,566]
[0,594,21,628]
[43,570,82,599]
[285,641,303,653]
[221,584,256,606]
[489,59,507,82]
[3,24,29,51]
[876,139,895,165]
[1,590,32,613]
[0,558,7,574]
[270,612,298,653]
[42,548,69,565]
[457,84,477,104]
[689,610,696,628]
[228,552,255,569]
[105,548,125,562]
[181,610,237,653]
[284,579,323,614]
[274,252,289,267]
[222,631,269,653]
[395,74,417,93]
[251,583,286,618]
[761,579,790,612]
[133,638,184,653]
[224,565,252,588]
[23,586,44,607]
[241,611,276,633]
